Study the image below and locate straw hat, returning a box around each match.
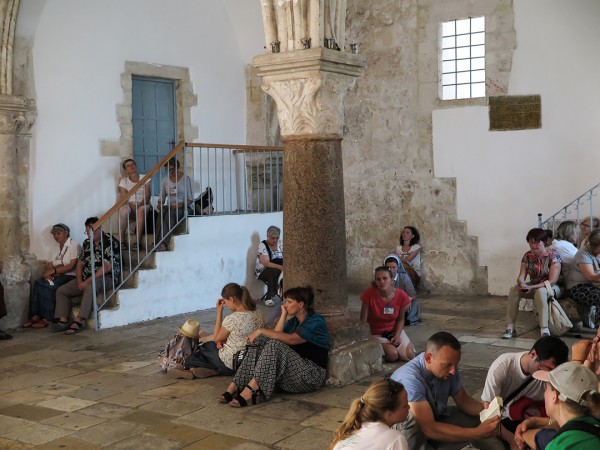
[178,319,200,339]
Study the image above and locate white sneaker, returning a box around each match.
[523,299,534,312]
[264,298,275,307]
[502,329,516,339]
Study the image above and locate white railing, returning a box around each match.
[538,182,600,233]
[89,142,283,330]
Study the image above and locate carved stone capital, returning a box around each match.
[0,94,27,134]
[254,47,365,136]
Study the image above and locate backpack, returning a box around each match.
[544,280,573,336]
[262,239,283,265]
[194,187,214,215]
[158,333,198,372]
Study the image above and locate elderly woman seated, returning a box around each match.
[255,225,283,306]
[218,286,329,407]
[117,158,151,251]
[23,224,81,328]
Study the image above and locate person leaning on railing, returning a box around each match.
[117,158,151,251]
[23,223,81,329]
[156,157,192,252]
[52,217,121,335]
[502,228,562,340]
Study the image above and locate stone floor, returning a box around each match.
[0,293,595,449]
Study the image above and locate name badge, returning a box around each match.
[383,306,395,315]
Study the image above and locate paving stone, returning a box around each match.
[34,436,101,449]
[36,395,97,412]
[120,409,174,426]
[0,365,82,390]
[97,361,154,373]
[66,386,119,401]
[139,398,204,417]
[176,406,303,445]
[72,419,147,446]
[0,403,64,421]
[2,423,73,445]
[40,411,108,430]
[181,433,250,450]
[146,422,213,445]
[30,382,80,396]
[0,389,56,407]
[77,402,134,419]
[299,406,347,431]
[252,399,329,422]
[0,415,35,435]
[274,427,335,450]
[140,381,211,399]
[301,383,365,408]
[102,432,180,450]
[101,391,156,408]
[0,437,34,449]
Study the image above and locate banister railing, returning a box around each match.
[88,141,283,330]
[538,182,600,234]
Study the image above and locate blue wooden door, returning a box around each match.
[132,76,177,193]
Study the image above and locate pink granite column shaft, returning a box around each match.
[282,134,347,310]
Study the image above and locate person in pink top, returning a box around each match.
[360,266,415,362]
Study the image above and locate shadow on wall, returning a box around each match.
[245,231,263,299]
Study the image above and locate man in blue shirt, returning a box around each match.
[391,331,504,450]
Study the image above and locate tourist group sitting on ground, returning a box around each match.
[10,172,600,450]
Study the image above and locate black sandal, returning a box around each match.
[65,320,84,335]
[218,391,237,404]
[229,385,262,408]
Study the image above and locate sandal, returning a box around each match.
[50,321,70,332]
[65,320,84,335]
[22,317,40,328]
[229,385,262,408]
[218,391,238,404]
[31,319,50,329]
[156,243,167,252]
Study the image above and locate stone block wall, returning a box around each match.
[247,0,516,295]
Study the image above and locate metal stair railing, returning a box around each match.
[87,141,284,330]
[538,182,600,234]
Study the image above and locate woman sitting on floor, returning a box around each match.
[503,228,562,339]
[551,220,579,282]
[360,266,415,362]
[395,226,422,288]
[329,378,410,450]
[23,224,81,328]
[218,286,329,407]
[169,283,264,379]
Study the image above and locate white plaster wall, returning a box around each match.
[433,0,600,294]
[101,212,282,328]
[22,0,263,259]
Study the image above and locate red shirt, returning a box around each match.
[360,287,411,335]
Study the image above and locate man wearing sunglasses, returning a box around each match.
[481,336,568,449]
[391,331,505,450]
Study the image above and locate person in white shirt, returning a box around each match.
[481,336,568,449]
[118,158,151,250]
[550,220,579,281]
[329,377,410,450]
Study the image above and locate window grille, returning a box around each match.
[440,16,485,100]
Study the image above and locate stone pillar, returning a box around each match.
[0,95,31,328]
[254,36,383,382]
[254,47,363,310]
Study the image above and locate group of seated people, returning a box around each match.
[503,218,600,339]
[330,331,600,450]
[20,157,197,333]
[163,283,330,409]
[118,157,193,253]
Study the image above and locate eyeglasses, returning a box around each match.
[384,376,403,398]
[581,223,591,228]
